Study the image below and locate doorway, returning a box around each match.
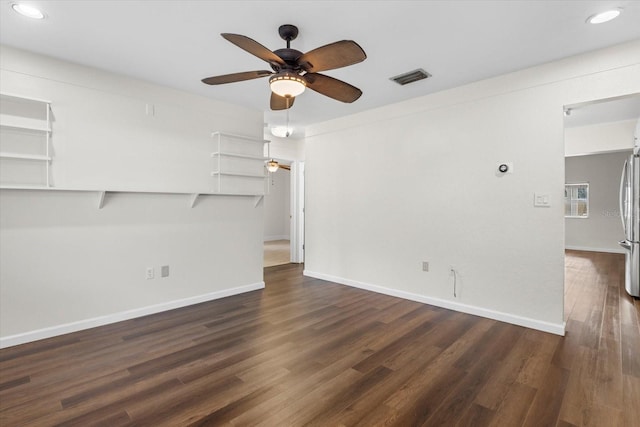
[263,160,305,267]
[563,94,640,320]
[263,165,291,267]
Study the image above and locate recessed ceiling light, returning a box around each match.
[11,3,45,19]
[587,9,621,24]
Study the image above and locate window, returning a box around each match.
[565,183,589,218]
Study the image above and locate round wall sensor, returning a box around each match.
[498,164,509,173]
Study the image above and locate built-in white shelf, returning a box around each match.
[0,184,51,190]
[210,131,268,195]
[0,93,53,188]
[0,186,263,209]
[0,152,52,161]
[211,151,268,161]
[0,114,51,133]
[211,131,268,144]
[211,171,265,179]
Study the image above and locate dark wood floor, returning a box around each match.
[0,251,638,426]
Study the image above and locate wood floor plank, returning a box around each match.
[0,252,637,426]
[0,375,30,392]
[594,337,624,409]
[622,374,640,427]
[521,363,570,427]
[486,382,537,427]
[557,346,599,425]
[125,374,245,426]
[455,403,495,427]
[474,333,538,409]
[516,331,560,389]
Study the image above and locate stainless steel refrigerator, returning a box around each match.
[619,120,640,297]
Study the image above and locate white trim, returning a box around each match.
[0,282,265,349]
[303,270,566,336]
[565,148,633,158]
[565,245,626,254]
[264,235,290,242]
[290,161,305,264]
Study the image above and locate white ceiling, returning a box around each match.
[1,1,639,134]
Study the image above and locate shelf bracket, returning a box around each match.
[253,195,264,208]
[189,193,199,208]
[97,191,106,209]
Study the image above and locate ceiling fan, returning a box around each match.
[202,24,366,110]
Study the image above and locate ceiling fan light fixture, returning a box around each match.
[269,72,306,98]
[11,3,45,19]
[587,9,621,24]
[267,159,280,172]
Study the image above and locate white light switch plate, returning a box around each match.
[534,193,551,207]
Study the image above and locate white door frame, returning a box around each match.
[290,161,305,263]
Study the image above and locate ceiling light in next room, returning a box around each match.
[266,160,280,173]
[271,126,294,138]
[11,3,45,19]
[586,9,621,24]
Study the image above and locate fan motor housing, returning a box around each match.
[273,48,303,69]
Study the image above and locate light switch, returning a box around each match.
[534,193,551,207]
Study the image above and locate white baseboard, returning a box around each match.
[565,245,625,254]
[303,270,565,336]
[264,235,290,242]
[0,282,265,349]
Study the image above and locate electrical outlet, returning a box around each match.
[422,261,429,272]
[146,267,154,280]
[161,265,169,278]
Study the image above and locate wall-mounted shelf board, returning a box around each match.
[0,184,51,190]
[211,171,266,179]
[0,92,52,104]
[0,152,52,162]
[211,131,269,144]
[0,186,264,209]
[0,114,51,133]
[211,151,268,161]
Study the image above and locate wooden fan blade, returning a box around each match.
[202,70,272,85]
[303,73,362,103]
[270,93,295,110]
[297,40,366,73]
[279,164,291,171]
[222,33,285,67]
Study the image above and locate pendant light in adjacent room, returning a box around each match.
[266,140,279,172]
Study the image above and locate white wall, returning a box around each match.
[565,151,631,253]
[0,46,265,346]
[264,169,291,241]
[265,135,305,162]
[304,40,640,335]
[565,119,636,157]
